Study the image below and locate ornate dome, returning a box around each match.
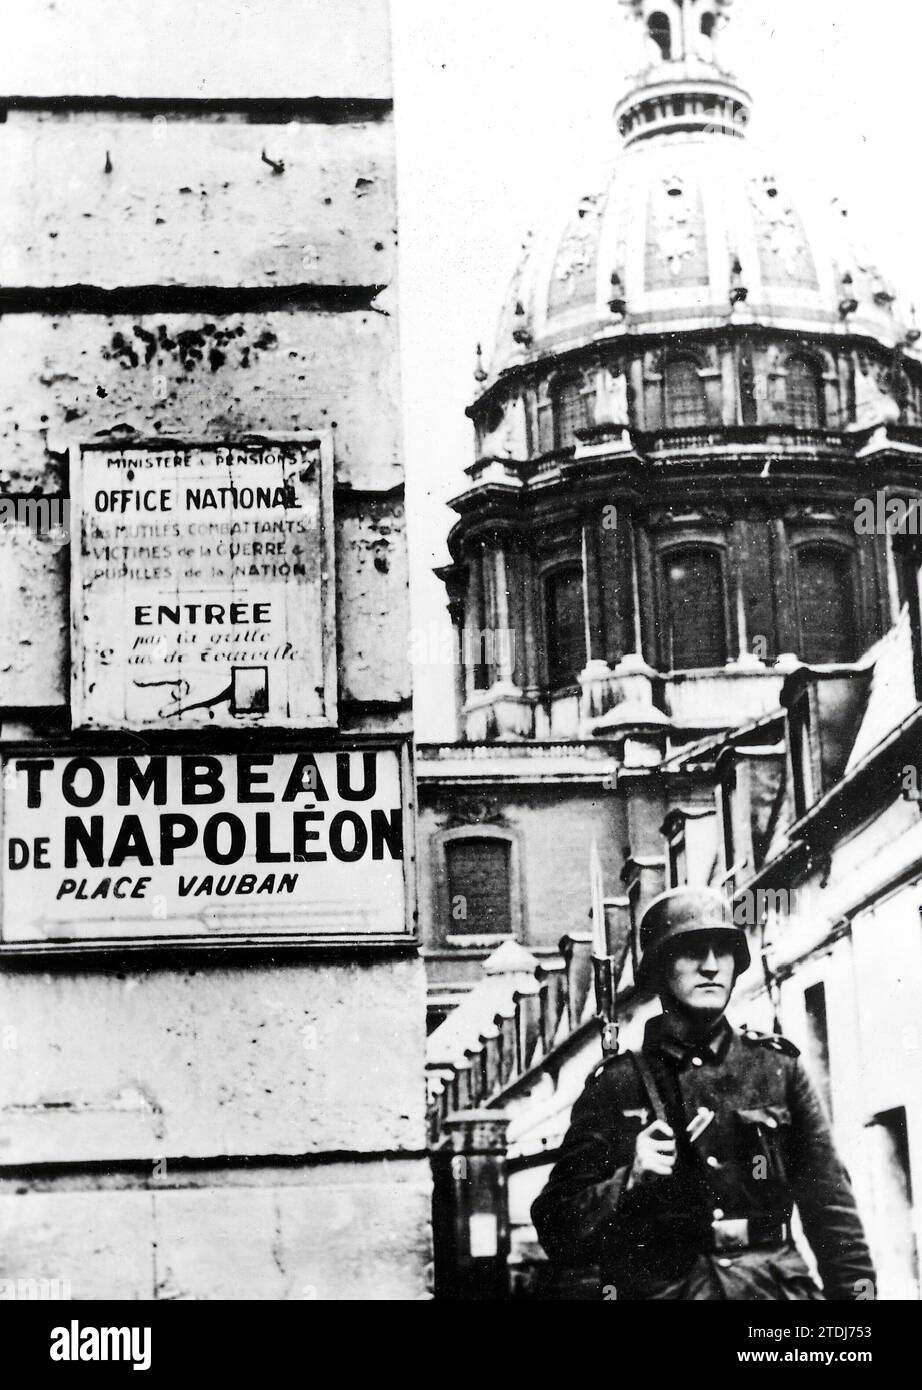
[444,0,922,751]
[485,2,918,391]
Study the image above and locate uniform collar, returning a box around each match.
[644,1012,733,1066]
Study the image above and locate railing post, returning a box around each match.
[431,1110,512,1301]
[561,932,594,1027]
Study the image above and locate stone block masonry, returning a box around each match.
[0,0,431,1300]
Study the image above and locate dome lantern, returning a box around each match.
[616,0,750,146]
[621,0,733,65]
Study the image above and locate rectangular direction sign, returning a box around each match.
[71,436,336,730]
[1,749,410,948]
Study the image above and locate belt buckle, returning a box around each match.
[711,1218,749,1252]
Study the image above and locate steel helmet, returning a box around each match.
[636,887,751,991]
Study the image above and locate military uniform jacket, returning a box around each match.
[531,1015,876,1301]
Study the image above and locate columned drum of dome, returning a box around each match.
[439,0,922,745]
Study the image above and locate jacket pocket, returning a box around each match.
[736,1105,791,1185]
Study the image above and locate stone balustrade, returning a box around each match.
[426,934,616,1141]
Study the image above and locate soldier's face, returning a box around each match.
[660,935,736,1018]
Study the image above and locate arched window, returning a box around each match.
[553,377,590,449]
[786,354,824,428]
[795,545,857,664]
[445,837,513,937]
[664,548,728,670]
[545,566,586,687]
[700,11,716,39]
[664,358,708,429]
[648,11,672,59]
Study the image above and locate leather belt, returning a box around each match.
[710,1218,790,1252]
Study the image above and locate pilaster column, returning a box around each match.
[503,533,527,689]
[582,510,607,663]
[634,526,657,666]
[728,518,764,667]
[771,519,797,658]
[447,596,467,738]
[491,540,514,684]
[521,544,540,698]
[463,545,485,703]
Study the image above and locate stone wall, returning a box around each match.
[0,0,430,1301]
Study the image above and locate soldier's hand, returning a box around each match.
[628,1119,676,1187]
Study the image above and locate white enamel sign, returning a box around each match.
[1,749,409,947]
[71,436,336,730]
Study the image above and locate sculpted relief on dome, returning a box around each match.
[493,231,536,360]
[548,193,605,317]
[748,177,819,289]
[645,176,709,289]
[476,1,918,396]
[483,143,917,385]
[837,210,898,312]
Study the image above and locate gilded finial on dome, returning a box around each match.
[511,301,533,348]
[474,343,488,383]
[609,270,627,320]
[839,271,859,320]
[729,253,748,306]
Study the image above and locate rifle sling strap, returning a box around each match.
[629,1049,669,1127]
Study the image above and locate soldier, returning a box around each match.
[532,887,876,1300]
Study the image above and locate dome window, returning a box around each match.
[663,547,728,671]
[544,566,587,688]
[664,358,708,429]
[701,12,717,39]
[648,11,672,61]
[794,545,857,664]
[553,376,592,449]
[786,354,825,429]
